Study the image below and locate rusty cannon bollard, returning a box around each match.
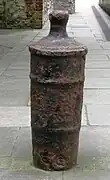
[29,10,88,171]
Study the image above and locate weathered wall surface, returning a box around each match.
[0,0,75,29]
[0,0,52,29]
[53,0,75,14]
[99,0,110,16]
[43,0,53,24]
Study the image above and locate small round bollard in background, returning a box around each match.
[29,10,88,171]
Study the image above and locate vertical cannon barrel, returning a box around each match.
[29,10,88,171]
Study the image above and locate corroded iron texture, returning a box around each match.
[29,11,88,171]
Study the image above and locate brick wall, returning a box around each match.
[53,0,75,14]
[0,0,52,29]
[0,0,75,29]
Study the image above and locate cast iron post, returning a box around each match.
[29,10,88,171]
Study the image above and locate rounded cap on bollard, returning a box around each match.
[29,10,88,56]
[49,10,69,26]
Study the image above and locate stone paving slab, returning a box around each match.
[0,97,29,106]
[68,26,90,32]
[31,36,43,42]
[0,45,12,55]
[91,29,104,36]
[68,21,87,27]
[88,49,110,55]
[0,127,19,157]
[37,30,49,37]
[72,31,94,38]
[0,47,28,75]
[68,19,87,25]
[87,104,110,125]
[107,55,110,59]
[85,44,102,50]
[0,107,30,127]
[100,42,110,49]
[75,40,102,50]
[87,50,107,55]
[0,68,6,76]
[1,169,62,180]
[63,170,110,180]
[78,127,110,170]
[0,58,17,70]
[0,79,29,106]
[8,63,29,71]
[85,69,110,78]
[69,24,90,28]
[10,44,28,53]
[6,50,30,71]
[84,89,110,104]
[0,158,12,169]
[0,50,21,62]
[1,69,29,79]
[0,37,26,49]
[86,61,110,68]
[0,169,9,179]
[0,78,29,90]
[0,141,14,157]
[85,78,110,88]
[78,42,102,51]
[70,29,93,33]
[76,36,100,41]
[63,126,110,179]
[0,30,39,50]
[12,127,32,158]
[8,47,29,58]
[86,54,109,61]
[11,157,32,171]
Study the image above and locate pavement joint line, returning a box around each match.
[62,171,64,180]
[84,104,90,126]
[0,155,12,158]
[86,8,106,41]
[85,88,110,90]
[107,54,110,61]
[0,50,27,76]
[84,88,110,90]
[83,125,110,128]
[85,103,110,105]
[0,44,13,49]
[86,68,110,69]
[97,41,104,49]
[11,127,21,157]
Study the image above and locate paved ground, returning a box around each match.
[0,0,110,179]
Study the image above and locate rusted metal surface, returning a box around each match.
[29,10,88,171]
